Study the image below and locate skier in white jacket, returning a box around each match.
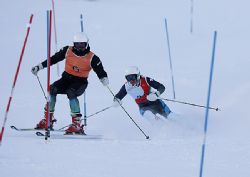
[113,66,171,120]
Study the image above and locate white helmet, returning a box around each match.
[125,66,140,85]
[73,33,89,51]
[125,66,140,76]
[73,32,89,43]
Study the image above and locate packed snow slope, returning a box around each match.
[0,0,250,177]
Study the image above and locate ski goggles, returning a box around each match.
[125,74,138,81]
[73,42,88,49]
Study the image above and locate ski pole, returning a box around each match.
[36,75,47,100]
[106,86,150,139]
[80,105,112,121]
[160,97,220,111]
[58,106,112,130]
[0,14,34,145]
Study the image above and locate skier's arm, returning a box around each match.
[91,55,108,79]
[41,46,69,68]
[31,46,69,75]
[145,77,166,101]
[115,85,127,100]
[112,85,127,107]
[146,77,165,94]
[91,55,109,86]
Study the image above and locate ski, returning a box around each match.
[36,132,45,136]
[35,131,103,139]
[10,125,64,132]
[11,126,102,139]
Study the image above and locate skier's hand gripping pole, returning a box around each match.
[106,85,150,140]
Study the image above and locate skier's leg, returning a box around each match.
[66,80,88,98]
[65,82,87,134]
[35,79,66,129]
[48,76,69,112]
[158,100,171,119]
[67,82,87,114]
[140,106,160,122]
[69,98,81,114]
[49,94,56,112]
[35,95,57,129]
[65,98,85,134]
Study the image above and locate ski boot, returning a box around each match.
[35,111,57,130]
[65,113,85,135]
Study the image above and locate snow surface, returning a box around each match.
[1,0,250,177]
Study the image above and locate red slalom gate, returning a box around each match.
[0,14,34,145]
[45,10,52,140]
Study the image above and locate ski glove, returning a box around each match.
[147,91,160,102]
[113,97,121,107]
[31,63,43,76]
[100,77,109,86]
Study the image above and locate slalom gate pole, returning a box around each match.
[106,86,150,139]
[36,75,47,100]
[51,0,60,77]
[45,10,52,141]
[164,18,176,99]
[0,14,34,145]
[58,106,112,130]
[190,0,194,34]
[199,31,217,177]
[80,14,84,32]
[83,92,87,126]
[160,97,220,111]
[80,14,87,126]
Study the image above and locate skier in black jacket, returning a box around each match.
[113,66,171,120]
[31,32,109,134]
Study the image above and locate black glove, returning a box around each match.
[31,63,43,75]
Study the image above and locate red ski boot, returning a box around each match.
[35,111,56,130]
[65,113,85,135]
